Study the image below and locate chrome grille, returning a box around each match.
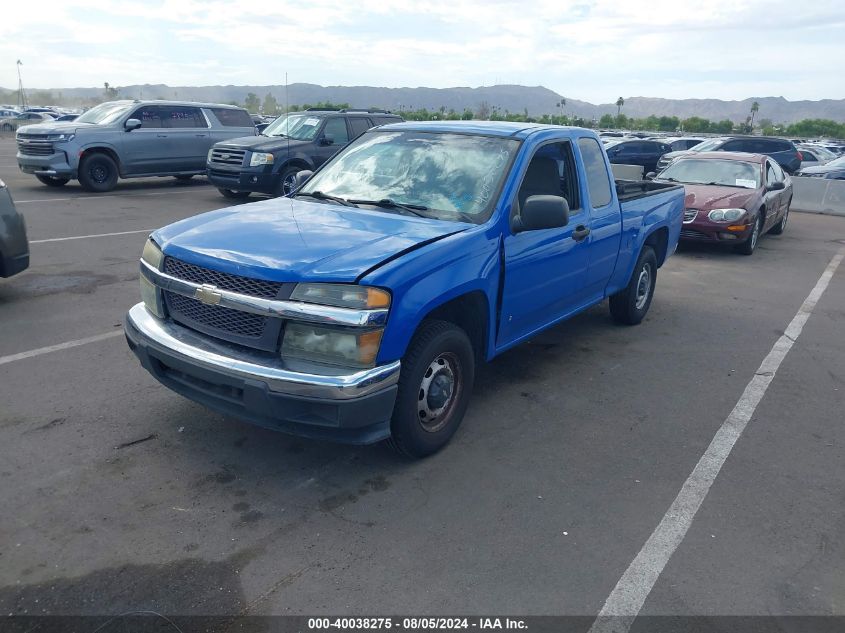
[163,257,282,299]
[17,136,53,156]
[209,147,246,166]
[683,208,698,223]
[166,293,267,338]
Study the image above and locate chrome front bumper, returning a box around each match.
[125,302,400,400]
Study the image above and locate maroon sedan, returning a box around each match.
[655,152,792,255]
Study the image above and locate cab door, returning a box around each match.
[159,105,212,172]
[314,117,350,167]
[120,105,171,175]
[498,141,591,348]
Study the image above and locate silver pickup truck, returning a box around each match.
[15,100,255,192]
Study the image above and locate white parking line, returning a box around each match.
[0,331,124,366]
[15,189,203,204]
[31,229,153,244]
[588,244,845,633]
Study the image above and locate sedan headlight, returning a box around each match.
[282,323,382,368]
[140,238,166,318]
[249,152,274,167]
[708,208,746,223]
[291,283,390,309]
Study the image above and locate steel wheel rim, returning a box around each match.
[90,163,108,184]
[635,264,652,311]
[418,352,461,433]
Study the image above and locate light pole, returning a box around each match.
[16,60,28,110]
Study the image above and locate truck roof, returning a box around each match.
[378,120,590,140]
[99,99,246,110]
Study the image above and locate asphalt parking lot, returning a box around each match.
[1,134,844,625]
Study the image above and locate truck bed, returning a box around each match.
[614,179,683,203]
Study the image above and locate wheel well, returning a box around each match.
[79,147,122,175]
[280,159,311,173]
[421,292,489,362]
[759,205,766,223]
[644,227,669,266]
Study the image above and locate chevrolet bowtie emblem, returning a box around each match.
[195,284,222,305]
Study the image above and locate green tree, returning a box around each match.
[244,92,261,113]
[476,101,491,120]
[711,119,735,134]
[103,82,118,100]
[749,101,760,129]
[616,96,625,117]
[681,116,711,133]
[262,93,278,115]
[599,113,615,128]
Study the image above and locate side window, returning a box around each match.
[130,106,164,129]
[322,117,349,144]
[771,161,785,181]
[348,117,372,139]
[721,140,743,151]
[210,108,253,127]
[577,137,613,207]
[163,106,206,128]
[515,141,580,216]
[802,151,817,162]
[765,162,777,186]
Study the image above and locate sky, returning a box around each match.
[1,0,843,104]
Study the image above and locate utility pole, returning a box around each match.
[16,60,28,110]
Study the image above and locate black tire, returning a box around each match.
[217,188,251,200]
[35,174,70,187]
[174,175,194,181]
[736,213,763,255]
[768,201,790,235]
[609,246,657,325]
[274,165,301,197]
[1,123,12,132]
[78,153,118,192]
[388,320,475,459]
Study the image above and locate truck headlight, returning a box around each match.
[249,152,274,167]
[46,133,75,142]
[708,208,746,223]
[140,238,166,318]
[282,323,382,368]
[290,283,390,309]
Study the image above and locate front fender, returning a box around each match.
[363,227,501,364]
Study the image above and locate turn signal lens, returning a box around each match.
[291,283,391,310]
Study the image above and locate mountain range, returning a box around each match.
[4,83,844,123]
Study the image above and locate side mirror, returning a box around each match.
[293,170,313,190]
[513,195,570,233]
[768,181,785,191]
[645,171,657,180]
[319,136,334,146]
[124,118,142,131]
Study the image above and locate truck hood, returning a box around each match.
[15,121,98,135]
[152,197,471,283]
[681,184,758,210]
[213,135,311,152]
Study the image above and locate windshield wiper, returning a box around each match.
[293,191,356,206]
[347,198,429,217]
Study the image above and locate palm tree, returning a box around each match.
[556,98,566,123]
[616,97,625,117]
[749,101,760,130]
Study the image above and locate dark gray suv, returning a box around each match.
[0,177,29,278]
[16,100,256,192]
[206,109,402,199]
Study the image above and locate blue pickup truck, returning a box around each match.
[125,122,684,457]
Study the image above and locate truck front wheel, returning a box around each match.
[609,246,657,325]
[78,153,118,192]
[389,320,475,458]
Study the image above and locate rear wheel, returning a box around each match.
[736,213,763,255]
[35,174,70,187]
[769,201,790,235]
[610,246,657,325]
[217,188,251,200]
[78,153,118,192]
[388,320,475,459]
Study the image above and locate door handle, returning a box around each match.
[572,225,591,242]
[195,134,207,137]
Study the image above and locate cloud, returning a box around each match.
[1,0,842,102]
